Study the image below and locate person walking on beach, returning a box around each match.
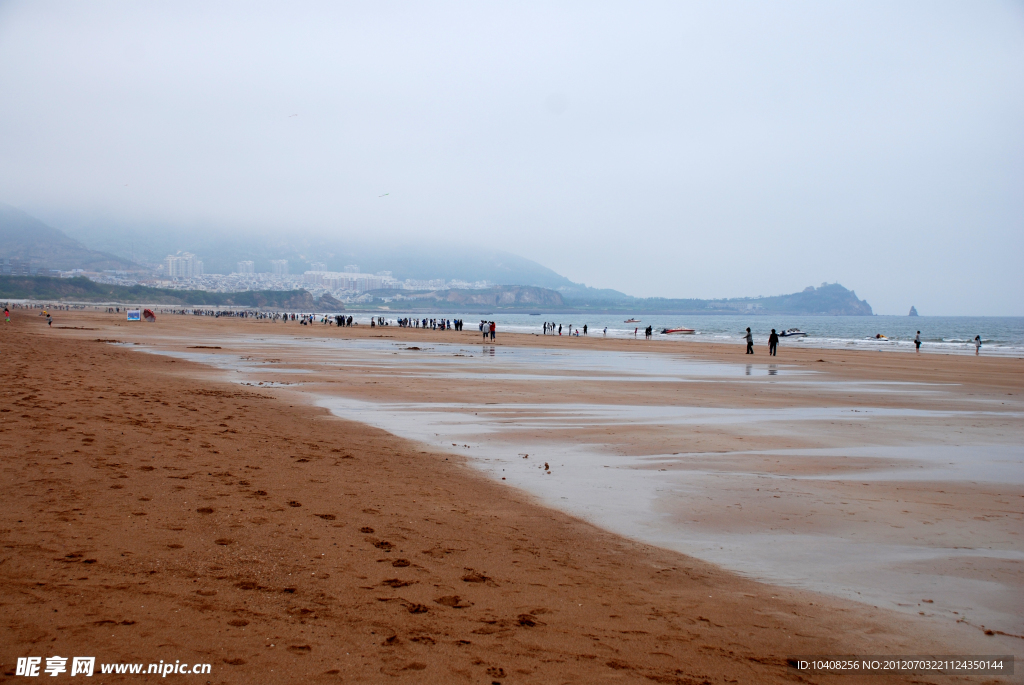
[768,328,779,356]
[744,327,754,354]
[4,306,9,323]
[489,321,496,341]
[583,324,588,336]
[634,327,638,338]
[603,327,607,336]
[914,331,921,353]
[974,335,982,355]
[47,313,53,327]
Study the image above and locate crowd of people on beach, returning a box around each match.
[3,301,993,356]
[390,317,464,330]
[542,321,595,337]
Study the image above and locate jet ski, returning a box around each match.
[624,318,640,323]
[779,328,807,337]
[661,327,696,334]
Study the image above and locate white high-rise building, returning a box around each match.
[237,260,255,275]
[164,252,203,279]
[270,259,289,276]
[344,264,360,273]
[309,262,326,272]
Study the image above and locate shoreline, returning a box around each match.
[5,301,1023,356]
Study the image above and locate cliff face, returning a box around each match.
[628,283,873,315]
[755,283,873,316]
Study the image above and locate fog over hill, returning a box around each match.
[54,214,630,301]
[3,203,870,313]
[0,202,134,271]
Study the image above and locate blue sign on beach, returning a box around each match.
[126,309,141,321]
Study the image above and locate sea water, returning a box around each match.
[322,314,1024,356]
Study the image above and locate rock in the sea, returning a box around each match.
[909,306,919,316]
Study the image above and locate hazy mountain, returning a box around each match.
[8,208,871,314]
[0,203,135,271]
[58,215,631,296]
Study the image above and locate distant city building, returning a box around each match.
[1,257,37,276]
[343,264,360,273]
[375,270,392,278]
[303,270,384,293]
[403,278,448,290]
[309,262,327,271]
[164,252,203,279]
[270,259,289,276]
[237,260,255,275]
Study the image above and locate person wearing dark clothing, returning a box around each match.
[768,329,779,356]
[744,327,754,354]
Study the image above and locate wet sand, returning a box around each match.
[2,311,1020,683]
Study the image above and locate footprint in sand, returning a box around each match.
[381,578,414,588]
[434,595,471,608]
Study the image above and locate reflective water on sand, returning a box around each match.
[128,335,1024,639]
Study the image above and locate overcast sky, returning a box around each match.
[0,1,1021,314]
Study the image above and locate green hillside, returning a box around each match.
[0,276,320,309]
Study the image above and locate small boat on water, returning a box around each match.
[779,328,806,337]
[624,318,640,323]
[661,327,696,334]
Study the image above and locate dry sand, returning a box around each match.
[1,311,1020,683]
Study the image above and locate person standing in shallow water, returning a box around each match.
[915,331,921,353]
[974,335,982,356]
[768,328,779,356]
[744,327,754,354]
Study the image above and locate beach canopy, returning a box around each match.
[143,309,156,322]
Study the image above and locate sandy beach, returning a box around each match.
[2,311,1021,683]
